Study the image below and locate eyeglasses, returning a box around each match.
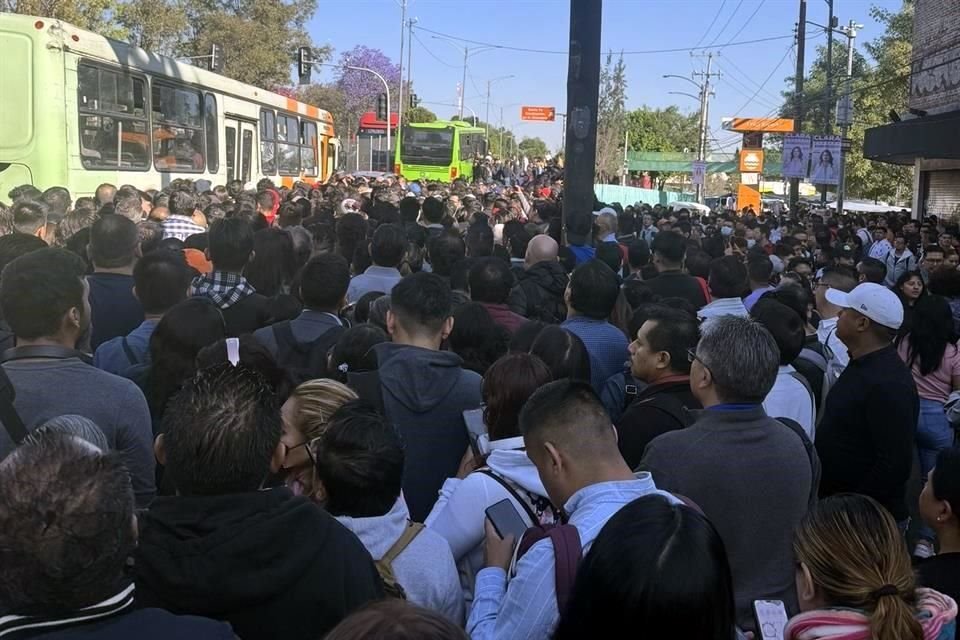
[286,437,320,468]
[687,348,713,377]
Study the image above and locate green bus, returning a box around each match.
[393,120,486,183]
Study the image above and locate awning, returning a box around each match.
[863,109,960,166]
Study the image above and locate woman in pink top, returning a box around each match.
[897,294,960,558]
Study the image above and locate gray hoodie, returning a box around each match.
[337,497,464,624]
[375,342,482,522]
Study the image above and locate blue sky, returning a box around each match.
[307,0,905,151]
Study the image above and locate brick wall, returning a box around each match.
[910,0,960,114]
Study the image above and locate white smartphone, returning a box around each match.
[752,600,788,640]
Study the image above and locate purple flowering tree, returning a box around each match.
[335,46,401,117]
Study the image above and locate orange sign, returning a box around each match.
[520,106,556,122]
[739,149,764,173]
[722,117,795,132]
[737,184,762,214]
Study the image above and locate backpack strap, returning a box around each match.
[271,321,301,354]
[775,417,820,509]
[121,336,139,367]
[476,468,539,524]
[381,521,425,568]
[797,348,827,373]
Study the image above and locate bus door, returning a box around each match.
[225,117,256,185]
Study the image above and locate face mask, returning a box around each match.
[747,239,756,248]
[720,226,733,237]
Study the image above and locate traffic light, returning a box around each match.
[377,93,388,122]
[210,43,224,73]
[409,93,419,109]
[297,47,312,85]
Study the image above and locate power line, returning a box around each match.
[730,45,796,116]
[411,30,461,69]
[707,0,745,47]
[719,71,784,111]
[693,0,727,49]
[719,0,766,47]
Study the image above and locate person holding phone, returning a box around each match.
[425,354,555,604]
[786,494,958,640]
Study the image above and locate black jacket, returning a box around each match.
[508,260,569,323]
[221,292,272,337]
[643,270,708,310]
[617,378,700,469]
[815,344,918,521]
[134,488,383,640]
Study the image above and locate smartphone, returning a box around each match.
[752,599,788,640]
[485,498,529,542]
[463,408,487,458]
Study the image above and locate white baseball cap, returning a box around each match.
[825,282,904,330]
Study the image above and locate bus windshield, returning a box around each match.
[400,127,453,165]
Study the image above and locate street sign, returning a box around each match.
[840,137,853,151]
[691,160,707,185]
[740,172,759,185]
[521,106,556,122]
[722,117,795,132]
[738,149,764,173]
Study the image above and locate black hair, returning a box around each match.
[932,446,960,512]
[208,217,254,271]
[529,325,591,384]
[162,364,281,495]
[144,298,226,420]
[0,248,86,339]
[569,260,620,319]
[41,186,71,220]
[168,190,196,218]
[0,233,47,274]
[245,229,297,297]
[897,294,955,376]
[509,320,547,353]
[421,197,445,224]
[328,324,388,382]
[370,223,407,268]
[622,280,657,310]
[747,255,774,283]
[390,272,453,335]
[554,495,736,640]
[595,242,623,275]
[642,306,700,375]
[468,257,515,304]
[465,222,494,258]
[762,285,811,324]
[651,230,686,265]
[0,434,136,613]
[299,253,351,312]
[858,257,887,284]
[627,239,650,269]
[196,335,292,402]
[518,379,611,451]
[276,202,303,228]
[427,232,466,278]
[312,400,403,517]
[354,291,385,324]
[11,200,48,235]
[708,256,748,299]
[751,298,804,364]
[133,249,191,314]
[399,196,421,223]
[449,302,509,376]
[184,233,208,251]
[335,213,368,265]
[685,249,713,279]
[89,214,139,268]
[8,183,42,202]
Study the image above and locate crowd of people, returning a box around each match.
[0,171,959,640]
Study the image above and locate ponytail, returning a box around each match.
[870,587,923,640]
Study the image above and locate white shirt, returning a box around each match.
[763,365,816,440]
[817,316,849,368]
[868,238,893,261]
[698,297,749,320]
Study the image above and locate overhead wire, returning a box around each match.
[719,0,767,47]
[693,0,728,49]
[411,30,461,69]
[707,0,746,47]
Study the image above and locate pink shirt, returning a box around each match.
[897,338,960,404]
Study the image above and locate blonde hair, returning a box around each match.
[289,379,358,441]
[794,494,923,640]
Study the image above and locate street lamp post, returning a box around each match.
[430,35,494,120]
[485,75,514,137]
[313,62,392,154]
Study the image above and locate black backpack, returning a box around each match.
[272,322,345,385]
[518,278,565,324]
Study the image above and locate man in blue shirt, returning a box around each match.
[561,260,629,391]
[346,223,405,304]
[94,250,192,376]
[468,379,675,640]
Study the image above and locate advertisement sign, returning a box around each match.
[782,133,811,179]
[809,135,842,185]
[691,160,707,186]
[520,106,556,122]
[739,149,764,173]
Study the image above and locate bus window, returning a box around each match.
[300,121,318,177]
[151,81,204,172]
[277,114,300,176]
[260,109,276,174]
[400,127,454,165]
[460,134,475,161]
[225,126,236,182]
[204,94,219,173]
[77,63,150,170]
[241,128,253,184]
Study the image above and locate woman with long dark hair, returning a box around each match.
[244,228,297,297]
[918,447,960,604]
[554,495,738,639]
[528,325,592,384]
[897,294,960,559]
[448,303,509,376]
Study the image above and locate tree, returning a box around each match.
[336,46,401,116]
[118,0,188,56]
[404,106,436,124]
[596,50,628,182]
[625,105,700,190]
[297,83,349,138]
[2,0,125,36]
[518,136,548,158]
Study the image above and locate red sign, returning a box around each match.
[520,106,556,122]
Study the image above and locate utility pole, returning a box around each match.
[406,19,415,110]
[563,0,602,246]
[692,52,719,204]
[821,0,834,205]
[836,19,862,217]
[790,0,807,212]
[460,48,468,119]
[485,75,514,138]
[397,0,407,130]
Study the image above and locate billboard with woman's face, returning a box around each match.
[809,135,842,185]
[781,134,810,178]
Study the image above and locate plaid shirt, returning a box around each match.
[190,270,257,310]
[162,215,206,241]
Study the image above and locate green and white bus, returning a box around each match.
[393,120,486,183]
[0,13,339,200]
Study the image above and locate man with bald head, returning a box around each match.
[508,234,569,323]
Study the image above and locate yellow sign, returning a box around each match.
[723,117,795,132]
[739,149,764,173]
